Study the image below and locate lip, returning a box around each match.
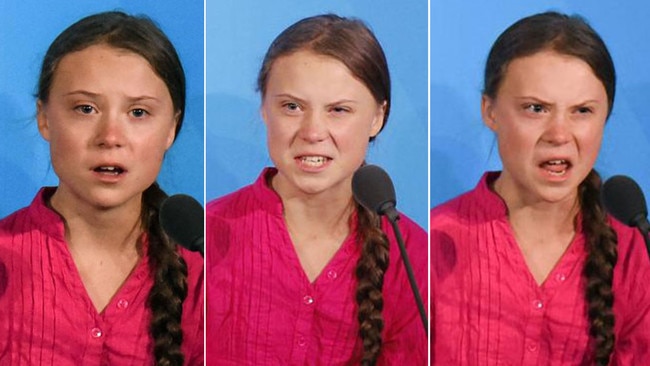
[294,154,332,173]
[90,163,128,183]
[537,156,572,182]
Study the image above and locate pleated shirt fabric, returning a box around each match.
[0,187,205,365]
[206,168,428,365]
[431,172,650,365]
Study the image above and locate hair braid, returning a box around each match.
[142,182,189,366]
[354,202,390,365]
[580,169,617,365]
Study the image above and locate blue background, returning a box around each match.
[431,1,650,208]
[206,1,429,228]
[0,1,204,218]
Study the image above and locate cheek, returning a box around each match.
[579,128,604,158]
[48,128,82,158]
[333,125,371,157]
[265,121,293,148]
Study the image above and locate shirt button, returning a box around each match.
[327,270,338,280]
[527,342,539,352]
[90,327,103,338]
[117,299,129,309]
[533,300,543,309]
[298,336,307,347]
[555,273,566,282]
[303,295,314,305]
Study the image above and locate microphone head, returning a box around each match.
[352,164,397,219]
[602,175,648,227]
[159,194,204,253]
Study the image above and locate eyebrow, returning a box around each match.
[271,93,358,106]
[271,93,308,105]
[515,96,601,106]
[64,90,162,103]
[64,90,100,98]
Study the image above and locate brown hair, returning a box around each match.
[484,12,617,365]
[258,14,392,364]
[257,13,391,140]
[38,12,188,365]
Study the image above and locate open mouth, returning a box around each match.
[93,166,125,175]
[540,159,571,176]
[298,155,331,167]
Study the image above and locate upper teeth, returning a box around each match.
[302,156,326,163]
[103,167,116,171]
[547,160,566,165]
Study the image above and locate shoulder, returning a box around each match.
[393,213,427,249]
[383,212,427,273]
[430,188,477,231]
[0,190,45,242]
[607,215,650,351]
[178,247,204,308]
[206,184,255,217]
[0,206,29,232]
[608,216,649,268]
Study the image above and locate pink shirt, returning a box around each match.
[206,168,427,365]
[0,188,204,365]
[431,172,650,365]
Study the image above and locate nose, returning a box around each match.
[541,112,571,145]
[298,111,328,143]
[94,112,125,148]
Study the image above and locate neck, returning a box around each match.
[50,189,144,253]
[493,176,580,243]
[271,174,355,236]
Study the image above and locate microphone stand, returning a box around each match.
[382,204,428,336]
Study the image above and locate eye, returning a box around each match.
[576,106,593,114]
[524,104,545,114]
[330,106,351,114]
[75,105,96,114]
[130,108,149,118]
[282,102,302,113]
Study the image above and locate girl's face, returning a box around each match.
[37,43,177,211]
[261,50,385,199]
[481,50,608,207]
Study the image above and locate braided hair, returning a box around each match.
[142,183,189,365]
[354,203,390,365]
[37,12,189,365]
[483,12,617,363]
[580,170,618,365]
[257,14,392,362]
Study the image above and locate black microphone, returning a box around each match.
[602,175,650,257]
[160,194,204,257]
[352,164,428,336]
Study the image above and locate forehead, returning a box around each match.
[265,50,372,96]
[50,43,168,93]
[498,50,606,99]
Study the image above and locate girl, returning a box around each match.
[206,14,427,365]
[431,11,650,365]
[0,12,203,365]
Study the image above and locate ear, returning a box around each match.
[36,100,51,141]
[369,101,387,138]
[481,95,498,132]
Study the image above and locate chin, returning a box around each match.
[537,187,579,204]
